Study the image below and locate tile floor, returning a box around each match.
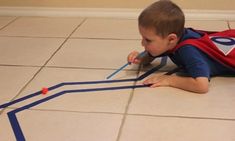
[0,16,234,141]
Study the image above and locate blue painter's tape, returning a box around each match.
[8,112,25,141]
[9,84,150,141]
[3,56,170,141]
[0,57,168,110]
[0,91,41,109]
[0,78,135,109]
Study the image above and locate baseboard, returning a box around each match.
[0,7,235,20]
[0,7,140,19]
[184,9,235,21]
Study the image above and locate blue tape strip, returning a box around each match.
[13,84,151,113]
[3,56,168,141]
[0,78,135,109]
[0,57,167,109]
[8,112,25,141]
[9,84,150,141]
[0,91,41,109]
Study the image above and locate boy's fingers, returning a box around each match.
[143,77,160,85]
[128,54,137,63]
[143,79,152,85]
[133,59,141,64]
[150,83,160,88]
[130,56,140,64]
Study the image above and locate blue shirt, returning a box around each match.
[168,28,235,78]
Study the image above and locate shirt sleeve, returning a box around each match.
[176,45,210,78]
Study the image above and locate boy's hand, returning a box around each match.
[143,74,209,93]
[127,51,141,64]
[143,74,171,88]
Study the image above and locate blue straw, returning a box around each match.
[106,62,130,79]
[106,51,147,79]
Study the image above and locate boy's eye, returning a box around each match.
[145,38,152,43]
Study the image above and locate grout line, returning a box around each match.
[128,113,235,121]
[0,64,163,73]
[39,18,87,67]
[0,35,140,41]
[227,21,231,29]
[115,65,142,141]
[70,37,140,41]
[5,106,235,122]
[0,18,87,114]
[45,65,140,71]
[0,16,19,31]
[0,64,169,72]
[0,64,41,68]
[0,35,66,39]
[0,64,140,72]
[7,107,124,116]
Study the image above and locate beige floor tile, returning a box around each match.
[47,38,143,69]
[1,17,235,141]
[0,37,64,66]
[72,18,141,39]
[0,17,84,37]
[128,76,235,119]
[229,21,235,29]
[0,109,123,141]
[0,66,39,105]
[185,20,229,31]
[119,115,235,141]
[0,17,16,29]
[10,67,137,113]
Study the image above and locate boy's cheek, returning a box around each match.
[145,45,155,52]
[147,48,159,56]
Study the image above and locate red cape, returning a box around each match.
[171,29,235,70]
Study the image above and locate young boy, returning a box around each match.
[128,0,235,93]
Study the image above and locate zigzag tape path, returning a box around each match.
[1,57,171,141]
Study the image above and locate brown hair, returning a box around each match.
[138,0,185,38]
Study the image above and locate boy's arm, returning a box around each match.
[156,46,210,93]
[168,75,209,93]
[144,74,209,94]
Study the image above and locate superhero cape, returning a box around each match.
[171,29,235,70]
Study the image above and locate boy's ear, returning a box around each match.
[167,33,178,44]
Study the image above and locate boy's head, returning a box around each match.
[138,0,185,38]
[138,0,185,56]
